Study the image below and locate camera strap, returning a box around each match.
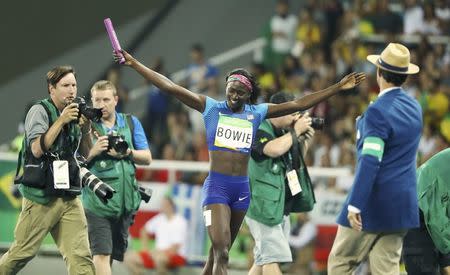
[281,129,301,171]
[125,114,137,167]
[39,102,69,159]
[125,114,134,146]
[39,101,54,155]
[290,129,301,170]
[13,139,25,184]
[283,129,302,196]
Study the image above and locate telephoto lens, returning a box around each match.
[80,167,116,204]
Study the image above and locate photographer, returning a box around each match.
[403,148,450,274]
[81,80,152,275]
[0,66,95,274]
[246,92,316,275]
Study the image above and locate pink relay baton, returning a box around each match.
[104,18,125,64]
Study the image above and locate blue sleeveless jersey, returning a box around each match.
[202,97,268,154]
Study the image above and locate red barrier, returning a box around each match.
[314,225,338,264]
[129,211,158,238]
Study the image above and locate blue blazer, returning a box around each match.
[337,88,423,231]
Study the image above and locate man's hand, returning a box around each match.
[59,103,79,125]
[293,112,311,137]
[90,135,109,159]
[107,147,131,159]
[347,211,363,231]
[303,127,315,141]
[78,114,91,134]
[301,126,315,149]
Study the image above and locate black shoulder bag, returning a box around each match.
[14,103,54,189]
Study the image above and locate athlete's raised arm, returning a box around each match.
[115,50,206,112]
[266,72,366,118]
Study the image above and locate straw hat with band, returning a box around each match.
[367,43,420,75]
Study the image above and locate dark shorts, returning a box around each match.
[85,210,134,261]
[403,210,450,274]
[201,171,250,211]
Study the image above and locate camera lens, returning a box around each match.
[311,117,325,130]
[80,167,116,203]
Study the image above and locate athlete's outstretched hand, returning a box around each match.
[113,50,135,66]
[339,72,366,90]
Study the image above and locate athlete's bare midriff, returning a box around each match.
[209,150,249,176]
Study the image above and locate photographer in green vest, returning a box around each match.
[403,148,450,274]
[0,66,95,274]
[246,92,316,275]
[81,80,152,275]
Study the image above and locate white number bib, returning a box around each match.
[214,115,253,150]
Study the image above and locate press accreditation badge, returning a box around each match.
[53,160,70,189]
[286,169,302,196]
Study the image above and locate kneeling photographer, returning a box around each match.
[0,66,96,274]
[81,80,152,275]
[246,92,317,275]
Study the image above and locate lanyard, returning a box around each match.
[280,129,303,171]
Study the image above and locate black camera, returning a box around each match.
[311,117,325,130]
[138,185,153,203]
[72,97,102,123]
[80,167,116,204]
[107,134,129,155]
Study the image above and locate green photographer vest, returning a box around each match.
[81,113,141,218]
[19,98,80,204]
[247,119,315,226]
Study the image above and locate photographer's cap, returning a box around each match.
[367,43,419,75]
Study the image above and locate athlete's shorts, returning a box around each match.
[139,250,186,269]
[202,171,250,211]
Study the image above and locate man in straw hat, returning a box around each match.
[328,43,423,274]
